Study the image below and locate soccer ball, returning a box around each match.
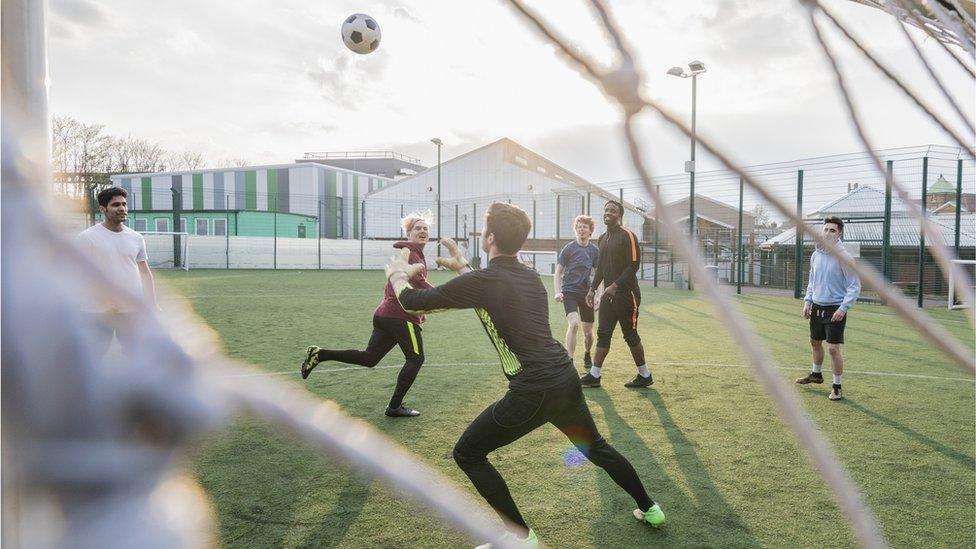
[341,13,381,55]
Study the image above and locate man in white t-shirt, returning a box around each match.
[76,186,158,355]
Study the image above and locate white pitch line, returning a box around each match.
[222,360,975,383]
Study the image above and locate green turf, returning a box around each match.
[159,269,975,548]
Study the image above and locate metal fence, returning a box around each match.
[76,145,975,306]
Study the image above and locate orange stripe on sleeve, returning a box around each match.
[624,229,638,261]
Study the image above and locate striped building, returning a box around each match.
[110,163,394,238]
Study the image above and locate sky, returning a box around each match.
[47,0,975,186]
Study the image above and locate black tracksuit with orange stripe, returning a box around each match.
[591,224,642,348]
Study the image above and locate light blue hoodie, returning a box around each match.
[804,242,861,312]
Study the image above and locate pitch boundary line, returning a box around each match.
[223,360,976,383]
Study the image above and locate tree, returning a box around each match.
[218,157,250,168]
[168,150,206,170]
[751,204,772,228]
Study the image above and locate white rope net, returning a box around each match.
[2,1,973,548]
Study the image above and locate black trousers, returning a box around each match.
[596,287,642,348]
[452,369,653,529]
[318,315,425,409]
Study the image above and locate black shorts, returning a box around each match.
[562,291,594,323]
[809,303,846,344]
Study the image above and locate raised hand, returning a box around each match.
[385,248,423,281]
[435,237,469,272]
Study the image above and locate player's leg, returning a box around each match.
[383,318,425,416]
[84,313,116,357]
[578,294,596,370]
[549,378,665,527]
[453,390,551,537]
[825,308,846,400]
[302,315,397,379]
[583,298,617,387]
[564,310,581,362]
[796,306,826,385]
[618,290,652,388]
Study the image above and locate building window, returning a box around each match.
[196,218,209,236]
[298,223,306,238]
[134,219,148,232]
[178,219,187,233]
[515,156,528,166]
[214,218,227,236]
[155,218,169,232]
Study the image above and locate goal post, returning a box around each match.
[948,259,975,310]
[517,250,559,276]
[140,231,190,271]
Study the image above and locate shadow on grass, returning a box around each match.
[837,398,975,470]
[300,472,373,548]
[642,310,708,341]
[585,390,761,547]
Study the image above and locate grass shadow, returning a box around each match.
[837,398,975,470]
[299,472,373,548]
[585,390,761,547]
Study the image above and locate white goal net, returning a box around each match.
[141,232,190,271]
[948,259,975,310]
[517,250,558,275]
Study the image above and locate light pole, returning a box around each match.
[667,60,706,290]
[431,137,443,256]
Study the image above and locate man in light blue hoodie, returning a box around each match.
[795,216,861,401]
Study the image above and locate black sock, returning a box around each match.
[584,351,592,361]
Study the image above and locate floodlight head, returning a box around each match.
[666,66,686,77]
[430,138,442,146]
[688,60,706,74]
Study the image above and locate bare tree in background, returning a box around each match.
[751,204,772,228]
[168,150,206,171]
[218,157,250,168]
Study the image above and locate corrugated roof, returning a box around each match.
[760,215,975,248]
[809,185,915,217]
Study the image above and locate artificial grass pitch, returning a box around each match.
[158,269,975,548]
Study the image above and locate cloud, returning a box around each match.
[50,0,114,28]
[392,6,420,23]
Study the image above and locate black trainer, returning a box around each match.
[795,372,824,385]
[580,372,602,388]
[385,405,420,417]
[624,373,654,388]
[301,345,321,380]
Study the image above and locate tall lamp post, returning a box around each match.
[667,60,706,290]
[431,138,443,256]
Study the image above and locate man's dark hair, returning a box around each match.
[485,202,531,255]
[606,200,624,217]
[823,215,844,233]
[97,186,128,208]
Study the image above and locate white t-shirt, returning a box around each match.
[76,223,149,313]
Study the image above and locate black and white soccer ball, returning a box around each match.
[341,13,381,55]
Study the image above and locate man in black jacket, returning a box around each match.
[580,200,654,389]
[386,202,665,547]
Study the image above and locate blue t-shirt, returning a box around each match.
[558,240,599,294]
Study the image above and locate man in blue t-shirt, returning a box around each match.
[554,215,600,372]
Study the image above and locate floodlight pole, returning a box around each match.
[431,138,443,256]
[689,72,698,291]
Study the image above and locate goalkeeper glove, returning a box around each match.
[435,237,469,272]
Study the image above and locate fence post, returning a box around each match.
[794,170,804,299]
[171,186,182,268]
[473,202,478,264]
[587,191,591,215]
[652,202,659,287]
[955,159,963,257]
[225,195,230,269]
[533,199,537,240]
[318,200,323,270]
[360,199,365,270]
[737,178,744,295]
[455,203,459,239]
[882,160,893,280]
[917,157,928,307]
[555,195,561,248]
[273,209,278,270]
